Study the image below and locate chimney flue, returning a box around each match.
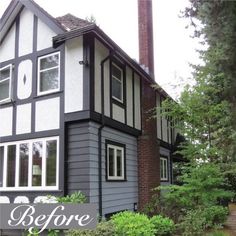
[138,0,155,79]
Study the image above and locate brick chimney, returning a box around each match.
[138,0,155,78]
[137,0,160,210]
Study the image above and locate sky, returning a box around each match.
[0,0,202,99]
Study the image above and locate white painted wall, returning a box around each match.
[0,107,13,137]
[18,8,34,57]
[35,97,60,132]
[103,60,110,117]
[0,23,15,63]
[17,60,32,100]
[134,73,141,130]
[16,103,31,135]
[112,104,125,123]
[37,18,56,51]
[65,37,83,113]
[94,39,109,115]
[126,66,133,127]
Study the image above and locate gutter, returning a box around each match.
[98,51,113,217]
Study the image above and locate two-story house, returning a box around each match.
[0,0,180,218]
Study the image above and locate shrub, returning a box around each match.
[65,221,115,236]
[205,231,230,236]
[143,192,184,223]
[150,215,175,235]
[56,191,86,203]
[178,206,229,236]
[203,206,228,227]
[111,211,156,236]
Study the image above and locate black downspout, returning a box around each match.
[98,52,113,218]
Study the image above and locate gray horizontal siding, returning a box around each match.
[66,121,138,216]
[66,122,91,200]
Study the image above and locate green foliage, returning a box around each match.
[48,229,60,236]
[178,206,228,236]
[56,191,87,203]
[205,231,230,236]
[111,211,156,236]
[26,228,39,236]
[157,163,232,211]
[150,215,175,235]
[65,221,115,236]
[203,206,228,227]
[180,0,236,162]
[143,192,184,223]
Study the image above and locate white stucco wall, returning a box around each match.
[16,103,31,134]
[35,97,60,132]
[65,37,83,113]
[18,9,34,56]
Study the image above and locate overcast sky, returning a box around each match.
[0,0,201,99]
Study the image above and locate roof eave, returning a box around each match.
[0,0,65,43]
[0,0,22,42]
[53,25,158,85]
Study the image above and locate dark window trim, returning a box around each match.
[160,155,169,182]
[105,140,127,182]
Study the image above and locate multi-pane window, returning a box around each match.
[160,157,168,181]
[106,142,125,180]
[111,63,123,103]
[0,65,12,102]
[0,137,59,190]
[38,52,60,95]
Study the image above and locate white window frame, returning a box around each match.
[111,63,123,103]
[0,136,59,191]
[0,64,13,103]
[160,157,169,181]
[107,144,125,180]
[37,52,60,96]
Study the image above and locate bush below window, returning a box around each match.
[150,215,175,235]
[65,221,115,236]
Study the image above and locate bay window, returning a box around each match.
[0,137,59,190]
[0,64,12,102]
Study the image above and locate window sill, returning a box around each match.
[34,90,63,99]
[160,179,169,182]
[0,99,14,106]
[111,98,126,108]
[106,179,127,182]
[0,187,60,192]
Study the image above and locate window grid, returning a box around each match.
[107,144,125,180]
[111,63,123,103]
[37,52,60,96]
[160,157,168,181]
[0,64,12,103]
[0,137,59,191]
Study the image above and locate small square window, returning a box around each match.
[0,65,12,103]
[111,63,123,103]
[38,52,60,95]
[160,157,168,181]
[106,142,125,181]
